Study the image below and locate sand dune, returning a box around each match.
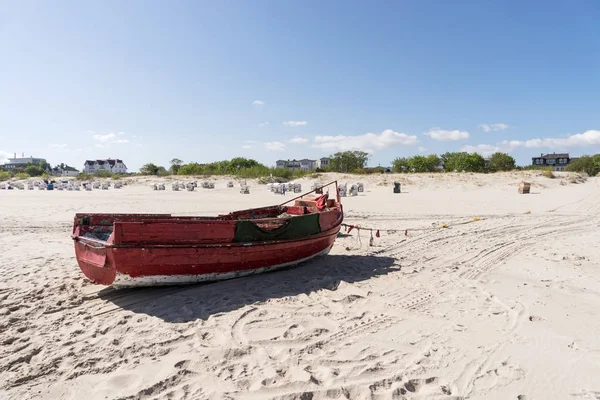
[1,172,600,399]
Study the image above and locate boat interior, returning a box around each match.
[74,195,340,243]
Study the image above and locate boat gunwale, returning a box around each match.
[72,181,343,250]
[73,219,342,250]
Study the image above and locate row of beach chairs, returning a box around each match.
[153,181,239,191]
[0,180,122,191]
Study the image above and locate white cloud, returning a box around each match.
[259,122,269,127]
[242,141,258,149]
[252,100,264,106]
[0,150,11,163]
[290,137,309,144]
[461,129,600,157]
[479,123,509,132]
[313,129,418,153]
[418,146,427,153]
[95,144,105,149]
[242,145,255,149]
[461,144,500,157]
[92,131,131,145]
[264,141,286,151]
[93,133,117,142]
[424,128,469,141]
[50,144,68,149]
[283,121,307,127]
[499,130,600,149]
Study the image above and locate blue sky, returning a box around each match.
[1,0,599,171]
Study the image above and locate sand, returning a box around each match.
[1,171,600,400]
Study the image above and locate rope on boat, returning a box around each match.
[340,216,486,247]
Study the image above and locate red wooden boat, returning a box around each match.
[72,182,343,287]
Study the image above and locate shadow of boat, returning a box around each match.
[98,254,397,322]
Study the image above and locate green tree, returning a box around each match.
[157,166,169,176]
[178,162,204,175]
[24,164,45,176]
[39,160,51,171]
[170,158,183,174]
[203,163,219,175]
[139,163,160,175]
[406,154,441,172]
[329,151,369,173]
[440,152,485,172]
[228,157,260,172]
[392,157,409,173]
[488,152,516,172]
[215,160,230,174]
[566,155,600,176]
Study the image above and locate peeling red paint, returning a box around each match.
[72,182,343,287]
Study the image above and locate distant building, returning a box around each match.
[276,159,318,172]
[316,157,331,170]
[531,153,573,172]
[1,153,47,170]
[51,165,79,177]
[83,159,128,174]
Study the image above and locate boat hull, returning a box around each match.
[73,182,343,287]
[74,228,339,288]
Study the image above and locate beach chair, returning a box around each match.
[519,182,531,194]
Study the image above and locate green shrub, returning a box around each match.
[24,165,45,177]
[76,173,93,181]
[542,167,555,179]
[14,172,30,180]
[488,152,516,172]
[0,171,10,181]
[291,170,310,179]
[94,171,113,178]
[565,155,600,176]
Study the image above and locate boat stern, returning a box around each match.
[73,239,116,285]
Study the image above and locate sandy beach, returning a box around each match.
[1,171,600,400]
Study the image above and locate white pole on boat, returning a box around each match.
[278,180,338,207]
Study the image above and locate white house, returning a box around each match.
[51,164,79,177]
[83,159,128,174]
[316,157,330,170]
[275,158,319,172]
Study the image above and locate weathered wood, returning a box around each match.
[72,183,344,287]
